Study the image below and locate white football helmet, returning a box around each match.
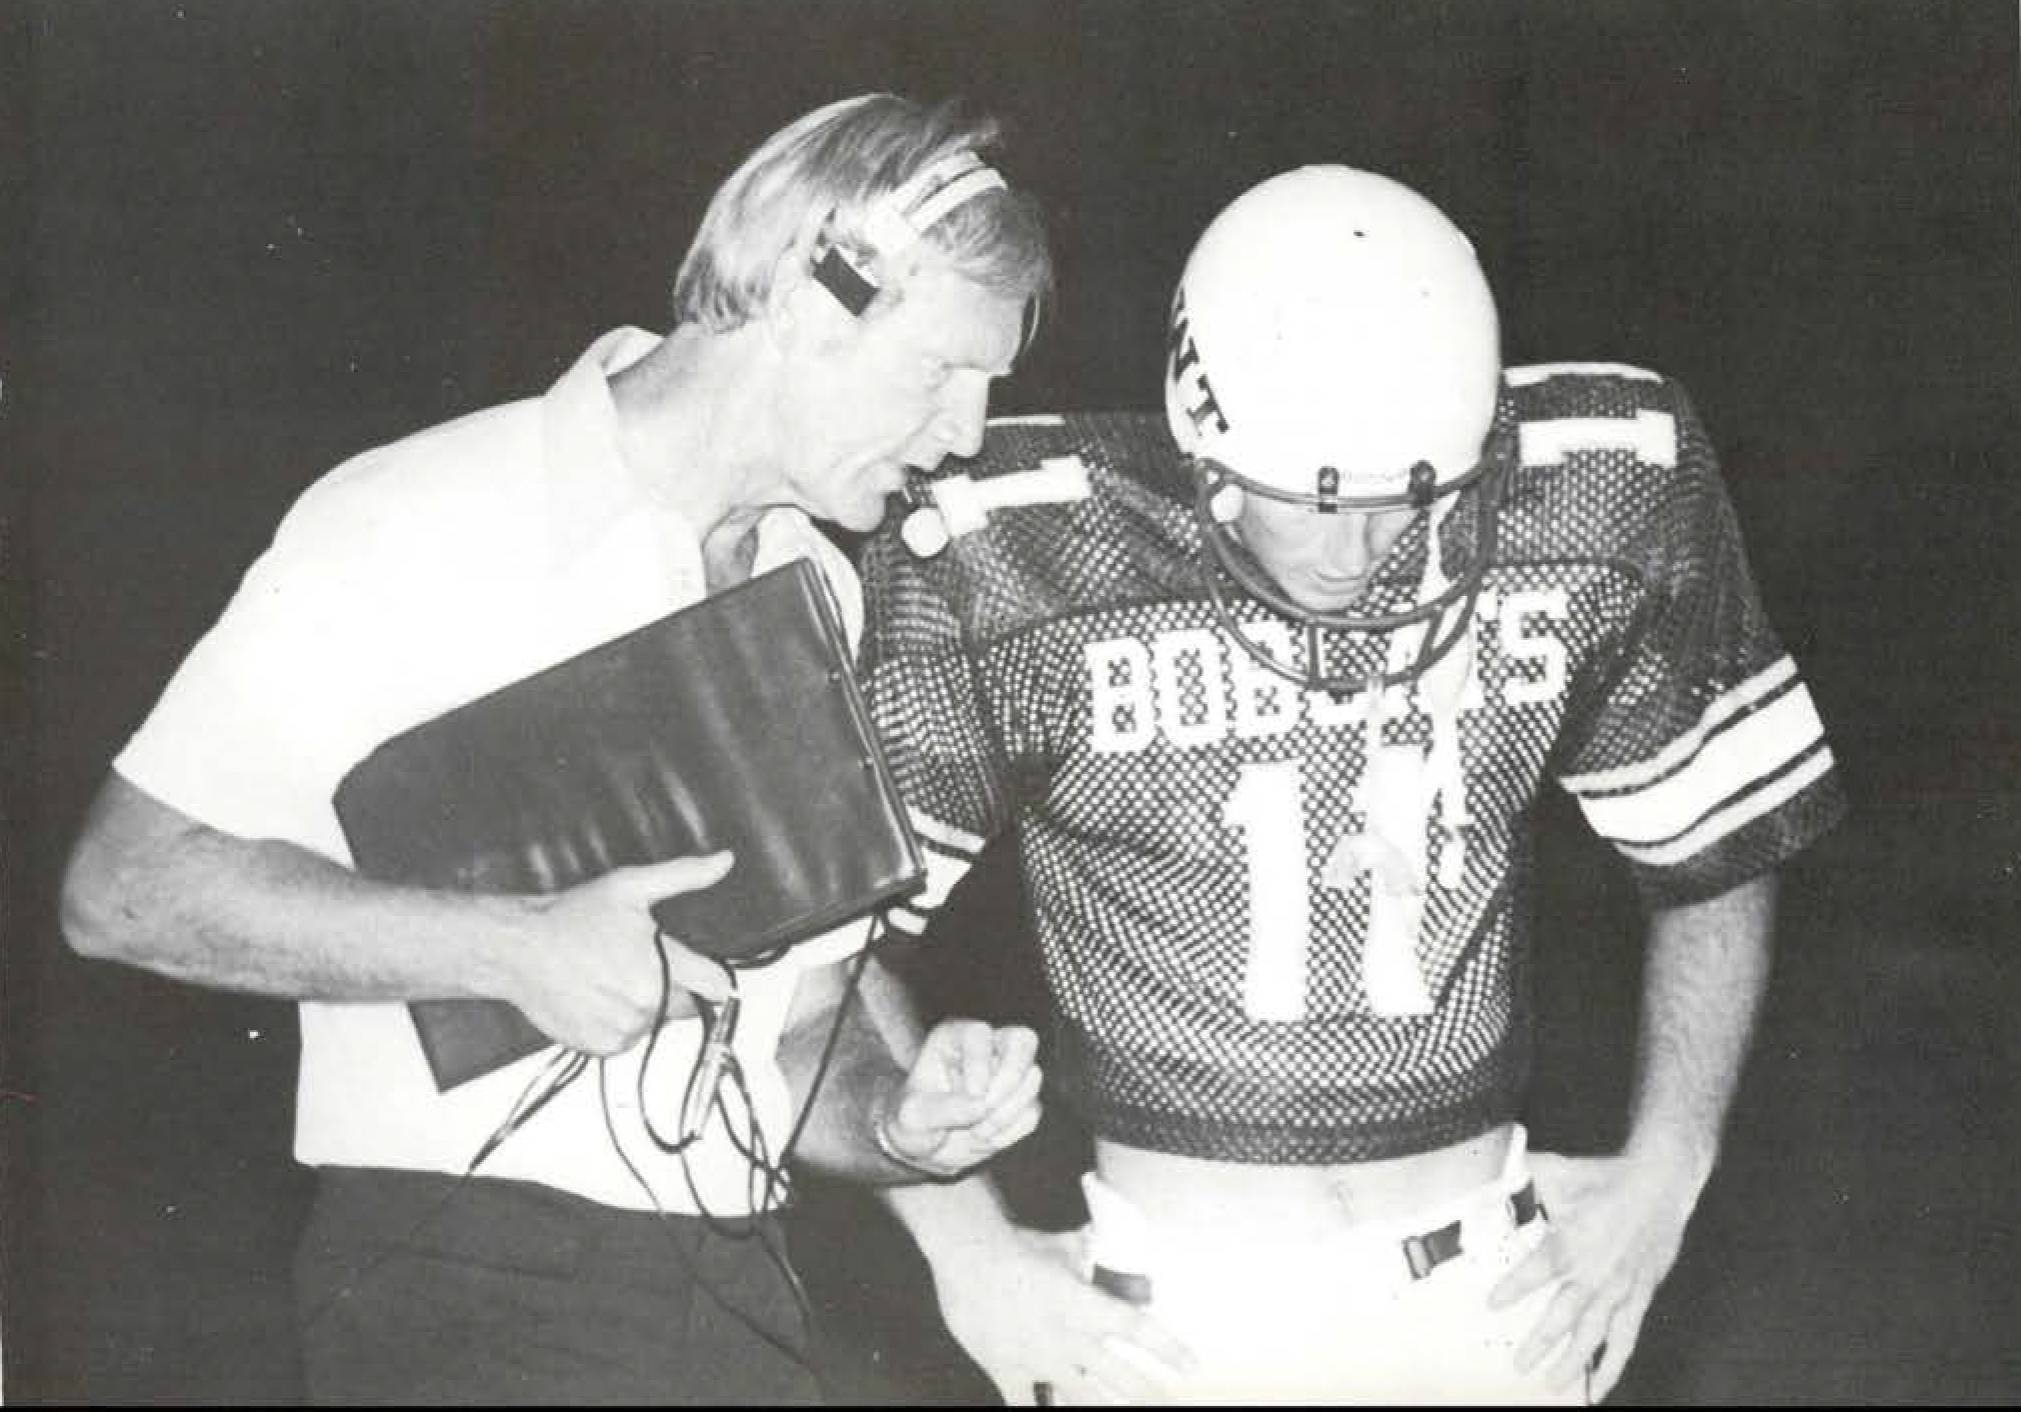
[1165,165,1508,695]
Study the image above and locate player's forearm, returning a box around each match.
[1623,871,1778,1187]
[61,773,532,1004]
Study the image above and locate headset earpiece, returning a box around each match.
[810,245,878,317]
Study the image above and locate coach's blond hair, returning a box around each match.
[672,94,1051,341]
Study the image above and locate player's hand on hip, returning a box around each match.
[503,852,735,1054]
[877,1020,1043,1178]
[1489,1148,1706,1401]
[932,1222,1193,1405]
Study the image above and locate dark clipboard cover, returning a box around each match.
[332,558,925,1091]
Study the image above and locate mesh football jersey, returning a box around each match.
[858,367,1844,1164]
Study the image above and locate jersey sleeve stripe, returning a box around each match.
[886,844,975,936]
[1609,744,1836,867]
[1504,361,1663,387]
[1611,735,1829,852]
[1569,679,1825,843]
[1519,410,1677,469]
[1561,657,1798,795]
[886,902,931,937]
[910,807,986,858]
[1576,666,1802,799]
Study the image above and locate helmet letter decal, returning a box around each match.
[1167,290,1230,437]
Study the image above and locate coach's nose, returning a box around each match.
[935,370,990,460]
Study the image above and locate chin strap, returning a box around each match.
[1385,495,1475,888]
[1326,503,1476,1018]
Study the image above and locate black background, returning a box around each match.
[4,0,2018,1402]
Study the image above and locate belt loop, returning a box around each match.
[1092,1263,1155,1306]
[1402,1219,1464,1280]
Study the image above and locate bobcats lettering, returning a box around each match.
[1086,591,1569,755]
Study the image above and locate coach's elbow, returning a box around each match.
[58,776,189,966]
[60,826,147,964]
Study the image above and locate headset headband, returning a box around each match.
[814,150,1008,315]
[864,151,1007,257]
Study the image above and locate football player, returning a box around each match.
[860,165,1844,1402]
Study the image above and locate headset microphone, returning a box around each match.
[892,457,1093,558]
[893,485,952,558]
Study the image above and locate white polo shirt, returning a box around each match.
[116,327,867,1213]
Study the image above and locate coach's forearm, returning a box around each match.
[780,954,1044,1213]
[776,953,947,1183]
[777,989,1032,1264]
[59,772,713,1052]
[853,961,1031,1271]
[1623,871,1778,1186]
[777,988,925,1182]
[61,774,533,1001]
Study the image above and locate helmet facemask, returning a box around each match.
[1165,164,1508,700]
[1189,421,1509,698]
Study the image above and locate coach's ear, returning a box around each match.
[768,221,860,353]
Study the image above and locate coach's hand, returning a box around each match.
[1490,1147,1709,1401]
[503,852,736,1054]
[932,1222,1193,1404]
[876,1020,1043,1178]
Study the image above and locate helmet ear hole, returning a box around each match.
[1208,482,1245,524]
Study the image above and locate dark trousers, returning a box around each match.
[293,1166,820,1406]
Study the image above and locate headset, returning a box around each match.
[809,149,1007,316]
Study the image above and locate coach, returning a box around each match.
[58,94,1174,1404]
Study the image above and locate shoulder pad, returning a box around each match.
[1504,364,1682,471]
[953,410,1178,489]
[1504,361,1663,388]
[897,411,1180,555]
